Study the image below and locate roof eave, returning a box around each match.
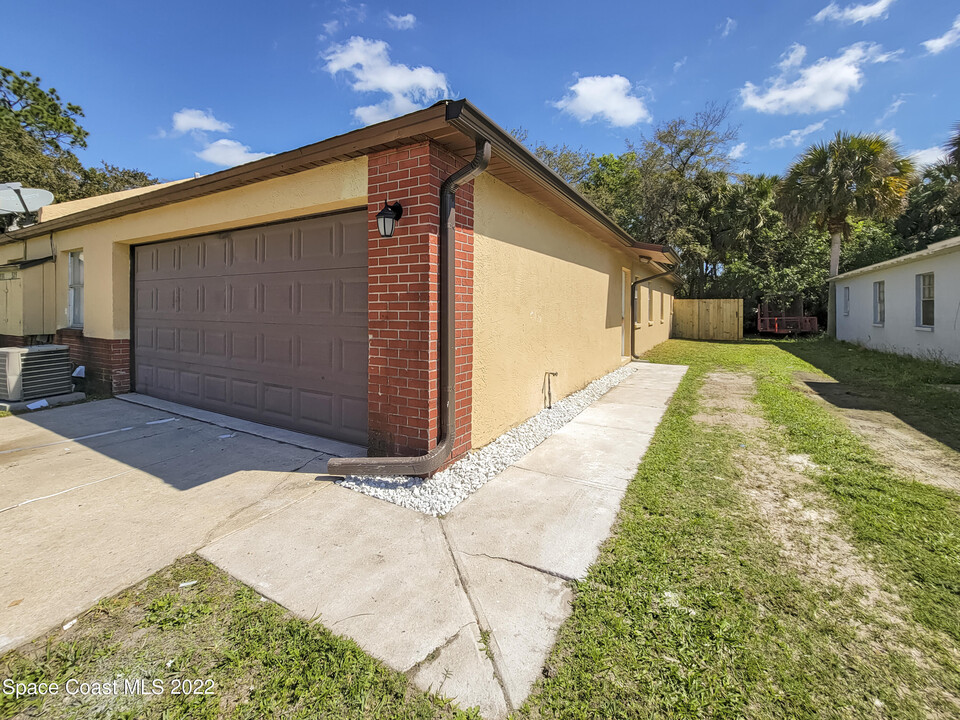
[4,99,681,269]
[831,236,960,281]
[4,104,450,242]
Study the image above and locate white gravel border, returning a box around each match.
[337,363,640,516]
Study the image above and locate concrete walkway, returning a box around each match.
[201,362,687,717]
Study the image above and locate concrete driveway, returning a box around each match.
[0,399,339,654]
[1,362,687,719]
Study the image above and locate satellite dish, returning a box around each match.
[0,184,54,215]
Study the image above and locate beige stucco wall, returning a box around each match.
[7,157,367,340]
[471,173,673,448]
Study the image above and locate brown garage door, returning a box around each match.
[133,211,368,444]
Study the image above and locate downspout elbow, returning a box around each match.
[328,138,492,478]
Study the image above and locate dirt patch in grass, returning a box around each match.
[693,371,766,429]
[701,371,889,604]
[797,372,960,495]
[737,452,891,604]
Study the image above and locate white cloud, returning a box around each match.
[876,94,906,124]
[909,146,946,167]
[922,14,960,54]
[729,142,747,159]
[878,128,900,144]
[741,42,899,115]
[319,3,367,39]
[386,12,416,30]
[813,0,895,24]
[720,17,737,37]
[195,139,272,167]
[553,75,651,127]
[172,108,232,135]
[769,120,828,148]
[673,57,687,72]
[778,43,807,71]
[320,20,341,38]
[322,36,448,125]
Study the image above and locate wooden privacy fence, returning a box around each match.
[672,299,744,341]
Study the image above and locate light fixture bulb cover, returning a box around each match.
[376,201,403,238]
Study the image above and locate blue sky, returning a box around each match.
[4,0,959,182]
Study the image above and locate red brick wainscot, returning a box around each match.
[366,141,474,468]
[0,334,26,348]
[55,328,131,395]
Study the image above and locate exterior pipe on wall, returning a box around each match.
[631,270,675,360]
[328,137,492,479]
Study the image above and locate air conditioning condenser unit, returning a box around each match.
[0,345,74,402]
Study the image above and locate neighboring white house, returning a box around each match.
[833,236,960,364]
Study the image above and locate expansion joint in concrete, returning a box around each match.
[437,517,513,711]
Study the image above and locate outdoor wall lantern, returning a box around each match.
[376,201,403,238]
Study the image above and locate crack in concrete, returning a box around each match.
[198,453,330,548]
[462,551,577,584]
[401,620,473,675]
[331,612,376,627]
[0,468,138,514]
[438,517,513,712]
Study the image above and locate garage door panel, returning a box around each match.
[229,229,261,271]
[134,211,367,443]
[179,371,201,400]
[133,359,367,445]
[156,243,180,274]
[135,354,366,400]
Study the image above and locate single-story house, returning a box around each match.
[0,99,677,474]
[833,236,959,364]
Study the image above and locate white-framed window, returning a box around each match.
[68,250,84,328]
[916,273,934,328]
[660,290,665,323]
[843,286,850,316]
[873,281,885,325]
[648,286,654,323]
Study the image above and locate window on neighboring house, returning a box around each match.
[68,250,84,328]
[843,286,850,316]
[916,272,934,327]
[873,281,885,325]
[648,286,654,323]
[660,291,665,322]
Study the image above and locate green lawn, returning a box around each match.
[0,557,477,720]
[3,337,958,719]
[517,338,960,719]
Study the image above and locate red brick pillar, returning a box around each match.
[366,141,474,466]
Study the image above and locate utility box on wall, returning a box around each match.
[0,260,56,340]
[0,270,24,337]
[21,262,57,336]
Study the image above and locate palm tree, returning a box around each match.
[947,122,960,166]
[779,132,914,337]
